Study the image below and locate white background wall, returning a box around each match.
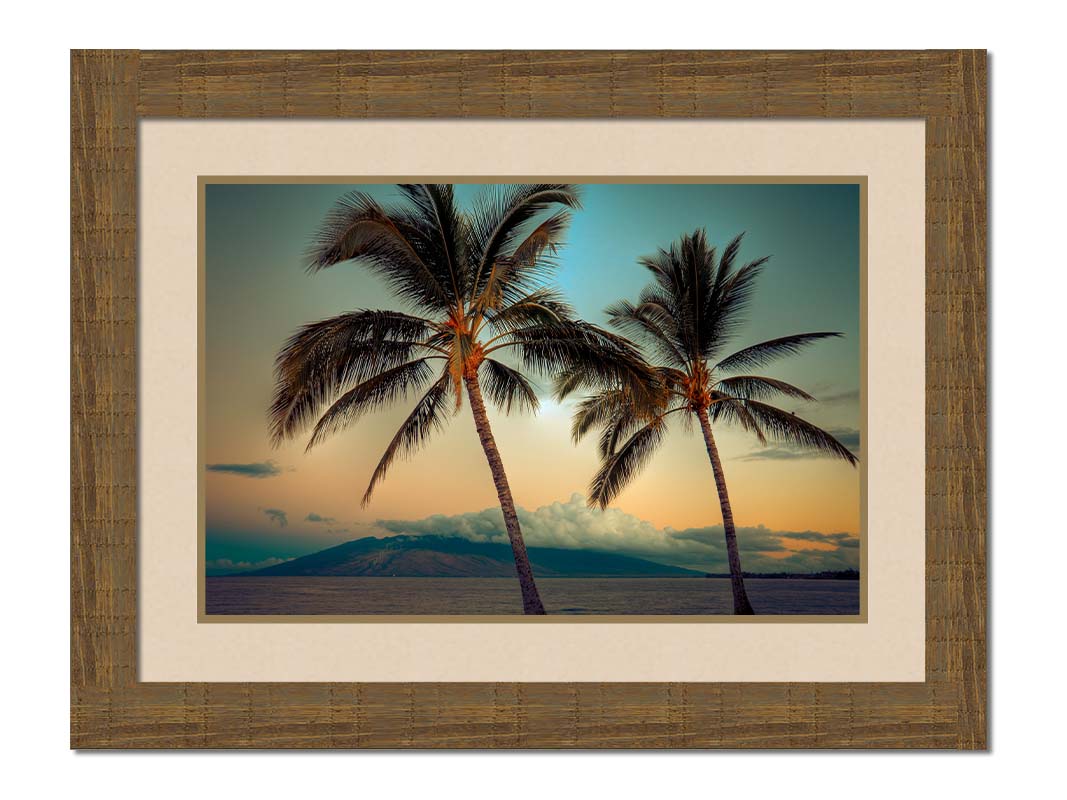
[3,3,1059,797]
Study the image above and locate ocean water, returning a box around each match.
[205,577,860,616]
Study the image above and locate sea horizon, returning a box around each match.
[205,576,861,616]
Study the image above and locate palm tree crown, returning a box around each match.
[560,228,856,508]
[269,183,644,502]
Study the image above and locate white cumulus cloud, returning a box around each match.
[376,494,858,574]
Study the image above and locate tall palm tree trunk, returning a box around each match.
[696,408,755,615]
[463,373,547,615]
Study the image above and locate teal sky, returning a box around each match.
[204,182,861,574]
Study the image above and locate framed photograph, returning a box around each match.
[199,176,866,622]
[72,50,987,748]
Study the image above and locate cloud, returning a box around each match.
[305,512,337,524]
[206,556,293,574]
[779,530,857,546]
[376,494,858,574]
[819,389,861,405]
[206,460,283,479]
[739,427,860,461]
[262,508,288,528]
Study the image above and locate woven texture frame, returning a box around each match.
[71,50,986,749]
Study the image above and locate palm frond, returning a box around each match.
[482,210,573,309]
[599,405,688,458]
[552,335,671,416]
[707,395,767,445]
[361,373,454,506]
[479,358,540,415]
[597,411,646,458]
[305,190,453,311]
[635,285,681,323]
[716,375,816,403]
[468,184,582,299]
[637,246,684,300]
[588,420,668,509]
[570,389,636,443]
[630,232,774,364]
[482,287,573,338]
[715,232,745,281]
[636,229,730,362]
[396,183,468,301]
[703,255,769,355]
[699,232,742,339]
[605,298,688,368]
[552,365,589,403]
[268,310,438,445]
[304,358,435,451]
[507,209,570,268]
[715,332,843,373]
[500,320,653,390]
[742,399,858,464]
[681,228,717,359]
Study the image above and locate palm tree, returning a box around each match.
[558,229,858,615]
[268,184,647,615]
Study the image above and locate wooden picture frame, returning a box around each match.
[71,49,987,749]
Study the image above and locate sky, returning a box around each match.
[204,182,861,575]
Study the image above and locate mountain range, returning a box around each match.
[230,534,702,578]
